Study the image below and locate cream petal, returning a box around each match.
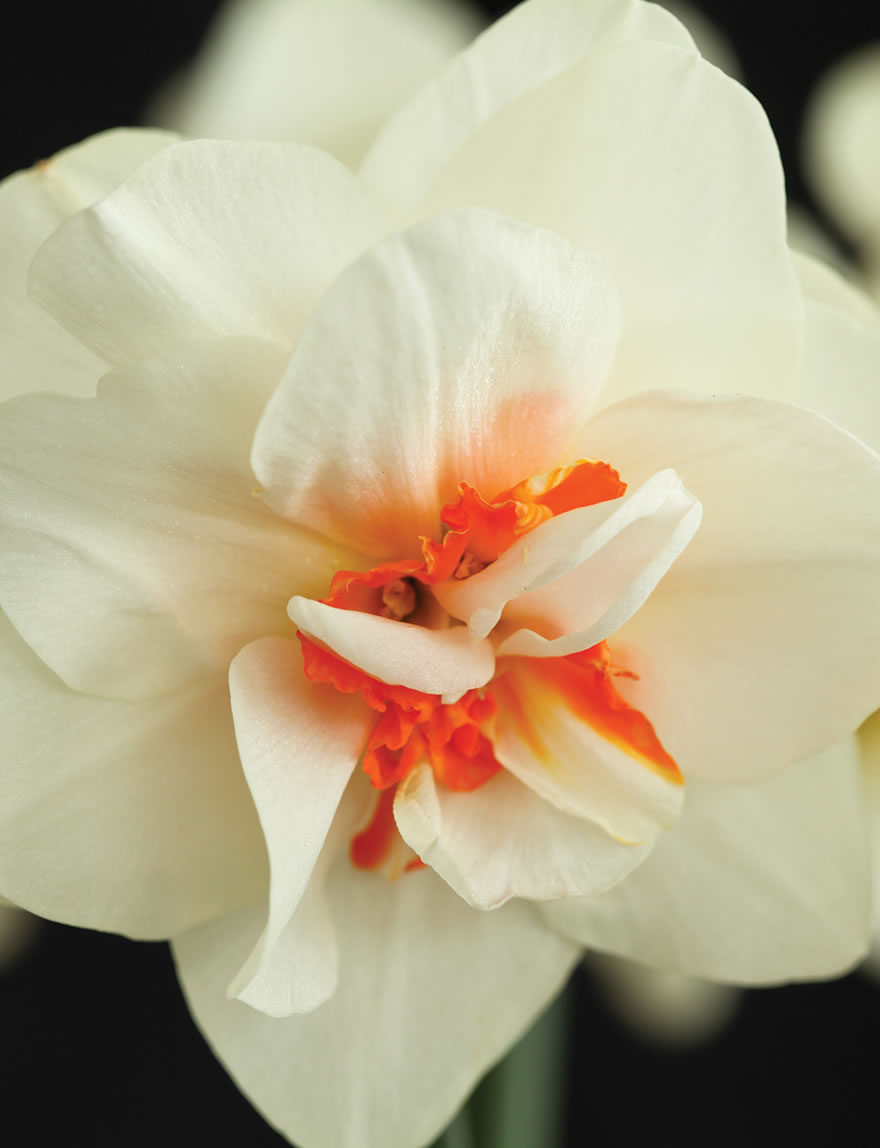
[155,0,481,169]
[28,139,392,367]
[412,39,802,407]
[792,249,880,329]
[226,637,371,1017]
[434,469,700,651]
[394,763,651,910]
[491,659,684,845]
[289,595,495,695]
[252,208,620,557]
[544,740,870,983]
[0,129,176,401]
[0,338,362,701]
[796,295,880,456]
[174,863,578,1148]
[792,252,880,455]
[580,391,880,781]
[361,0,694,207]
[0,614,266,938]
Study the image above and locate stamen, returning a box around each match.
[298,457,681,877]
[379,577,417,620]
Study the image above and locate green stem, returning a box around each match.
[435,978,572,1148]
[435,1107,477,1148]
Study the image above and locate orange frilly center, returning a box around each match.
[297,458,681,872]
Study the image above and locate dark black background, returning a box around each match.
[2,2,880,1145]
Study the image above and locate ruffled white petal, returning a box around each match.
[0,614,266,938]
[28,140,392,367]
[411,38,802,407]
[362,0,695,207]
[434,469,700,650]
[0,338,362,701]
[543,739,870,983]
[226,637,371,1017]
[492,659,683,844]
[252,208,620,556]
[394,764,651,910]
[0,129,175,401]
[581,391,880,781]
[288,596,495,695]
[174,864,578,1148]
[156,0,481,169]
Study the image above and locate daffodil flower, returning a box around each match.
[3,2,880,1146]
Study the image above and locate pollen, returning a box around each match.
[453,552,486,579]
[379,577,418,620]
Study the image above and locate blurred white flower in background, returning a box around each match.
[0,904,38,971]
[150,0,483,169]
[804,42,880,302]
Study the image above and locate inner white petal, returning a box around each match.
[434,469,701,649]
[498,474,702,658]
[288,595,495,695]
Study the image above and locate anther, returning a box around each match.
[454,551,487,580]
[379,577,418,620]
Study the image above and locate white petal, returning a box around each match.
[252,208,620,556]
[156,0,481,169]
[581,391,880,781]
[0,129,176,401]
[793,255,880,455]
[28,139,392,367]
[434,469,700,650]
[412,39,802,407]
[791,246,880,329]
[0,614,266,939]
[174,864,578,1148]
[362,0,695,206]
[804,43,880,246]
[394,764,651,910]
[0,338,362,701]
[492,660,683,845]
[288,596,495,695]
[226,637,371,1017]
[543,739,870,983]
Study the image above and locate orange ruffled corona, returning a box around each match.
[298,458,680,870]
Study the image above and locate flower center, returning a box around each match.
[297,459,680,872]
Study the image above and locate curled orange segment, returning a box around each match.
[509,644,683,785]
[350,787,398,870]
[298,633,435,719]
[495,459,626,518]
